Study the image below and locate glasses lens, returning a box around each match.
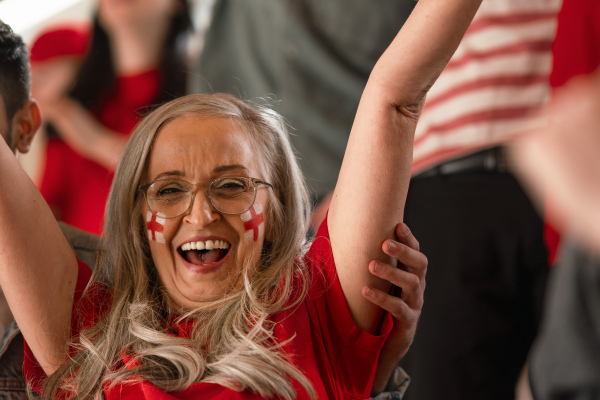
[209,177,256,214]
[146,179,192,218]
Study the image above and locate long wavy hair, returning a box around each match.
[42,94,315,399]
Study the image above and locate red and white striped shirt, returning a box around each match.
[412,0,561,174]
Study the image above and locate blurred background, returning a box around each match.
[0,0,212,182]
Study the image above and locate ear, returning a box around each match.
[13,99,42,154]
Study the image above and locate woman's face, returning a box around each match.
[142,115,270,311]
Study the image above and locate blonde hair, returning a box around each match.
[42,94,315,399]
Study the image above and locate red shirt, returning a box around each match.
[39,69,161,235]
[25,219,392,399]
[543,0,600,264]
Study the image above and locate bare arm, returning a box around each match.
[329,0,482,333]
[0,139,78,375]
[43,98,128,171]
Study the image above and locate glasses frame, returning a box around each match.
[138,176,273,219]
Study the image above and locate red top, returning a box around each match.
[24,219,392,399]
[39,68,161,235]
[550,0,600,88]
[543,0,600,264]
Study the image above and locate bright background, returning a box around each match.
[0,0,95,43]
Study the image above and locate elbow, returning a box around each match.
[392,87,430,122]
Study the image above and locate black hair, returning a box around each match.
[69,0,192,114]
[0,20,30,121]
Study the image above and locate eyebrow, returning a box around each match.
[153,165,250,181]
[214,164,249,174]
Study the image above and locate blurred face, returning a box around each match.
[98,0,179,33]
[142,116,270,311]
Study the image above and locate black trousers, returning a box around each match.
[399,171,549,400]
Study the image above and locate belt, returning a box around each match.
[413,147,509,179]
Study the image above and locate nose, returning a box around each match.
[183,189,220,227]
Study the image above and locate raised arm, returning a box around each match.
[0,139,79,374]
[329,0,482,333]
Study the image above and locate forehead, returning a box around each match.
[146,115,262,181]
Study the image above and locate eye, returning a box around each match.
[150,180,189,202]
[211,177,250,197]
[157,185,185,196]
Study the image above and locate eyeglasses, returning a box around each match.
[138,176,273,219]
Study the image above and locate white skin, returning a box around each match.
[143,116,269,310]
[0,92,41,350]
[0,94,41,340]
[98,0,180,75]
[0,0,481,378]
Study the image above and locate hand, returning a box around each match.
[363,222,427,394]
[513,69,600,254]
[43,97,127,171]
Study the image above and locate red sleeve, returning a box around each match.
[304,217,393,399]
[23,259,94,395]
[550,0,600,87]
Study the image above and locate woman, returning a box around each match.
[35,0,192,234]
[0,0,480,398]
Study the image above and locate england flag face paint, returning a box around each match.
[146,211,166,244]
[240,203,264,242]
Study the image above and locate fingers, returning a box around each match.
[394,222,420,251]
[362,285,413,319]
[382,237,428,280]
[368,260,424,311]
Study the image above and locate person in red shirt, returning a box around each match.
[32,0,192,234]
[0,0,481,398]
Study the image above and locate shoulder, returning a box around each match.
[30,22,90,63]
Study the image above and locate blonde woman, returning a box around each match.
[0,0,481,398]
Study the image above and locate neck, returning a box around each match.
[109,21,171,76]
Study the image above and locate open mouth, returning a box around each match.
[178,240,231,266]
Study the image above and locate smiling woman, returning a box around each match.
[35,94,318,398]
[134,104,298,310]
[0,0,481,398]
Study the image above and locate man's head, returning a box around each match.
[0,20,40,154]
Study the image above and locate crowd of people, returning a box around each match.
[0,0,599,399]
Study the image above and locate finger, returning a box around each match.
[362,285,414,321]
[382,240,428,279]
[395,223,420,251]
[369,260,425,309]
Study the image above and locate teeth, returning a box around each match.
[181,240,230,251]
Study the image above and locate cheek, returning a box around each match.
[145,211,167,244]
[239,204,266,243]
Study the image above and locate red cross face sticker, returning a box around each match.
[146,211,166,244]
[240,203,264,242]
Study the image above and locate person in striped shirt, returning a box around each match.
[398,1,560,399]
